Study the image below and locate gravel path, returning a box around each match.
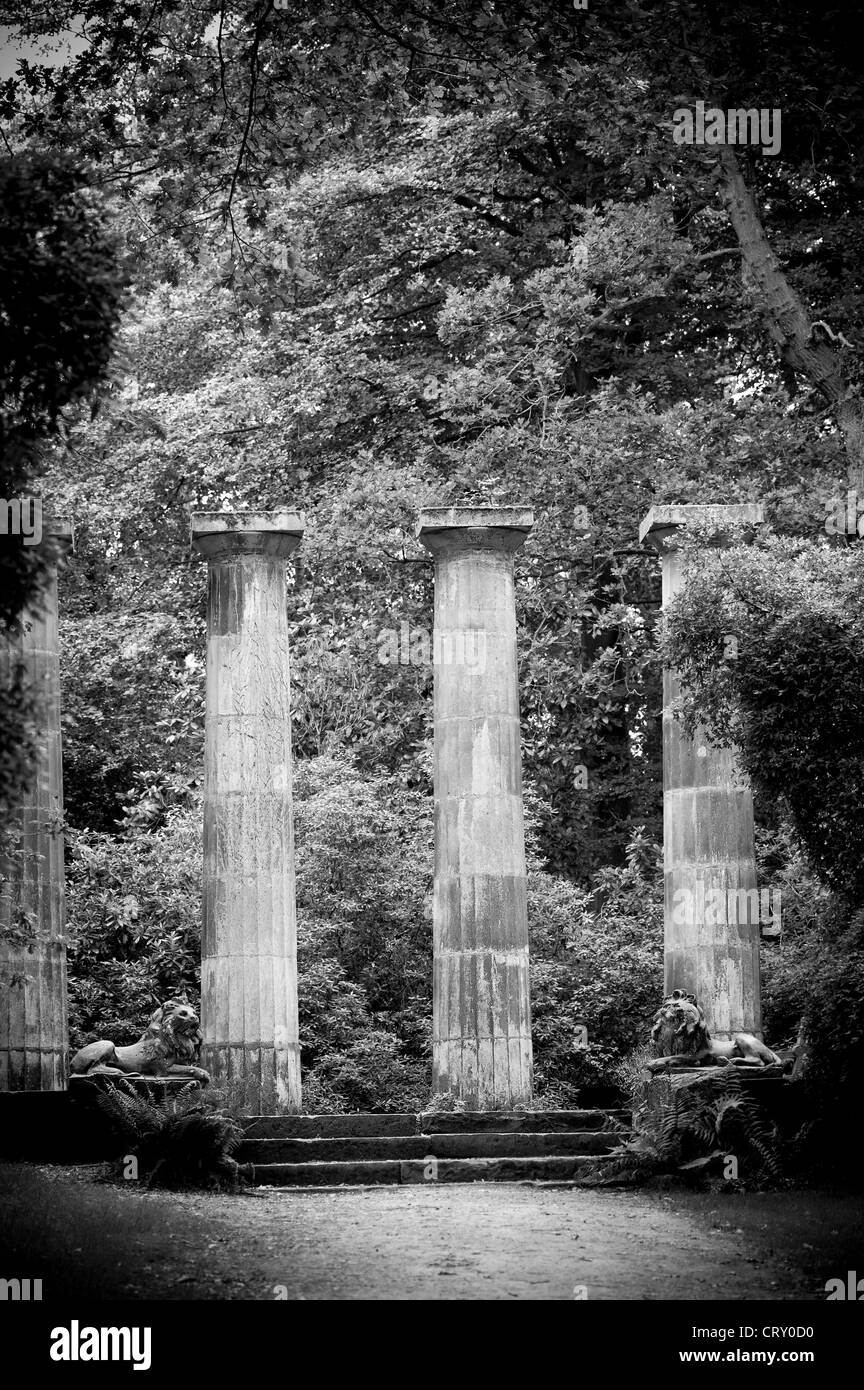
[0,1164,818,1300]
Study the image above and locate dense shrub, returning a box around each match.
[0,154,123,818]
[755,826,864,1180]
[65,754,664,1109]
[530,829,663,1103]
[664,536,864,1174]
[65,755,434,1105]
[66,804,202,1051]
[663,533,864,903]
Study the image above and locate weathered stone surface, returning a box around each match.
[252,1160,404,1186]
[641,504,764,1038]
[240,1108,629,1139]
[398,1155,600,1184]
[419,1108,628,1133]
[638,503,764,546]
[0,520,73,1091]
[250,1155,609,1186]
[237,1130,625,1164]
[417,506,534,1110]
[634,1069,795,1145]
[0,1098,631,1171]
[191,511,305,1113]
[242,1113,420,1139]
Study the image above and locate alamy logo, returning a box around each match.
[0,1277,42,1300]
[49,1321,152,1371]
[672,102,781,156]
[671,886,780,929]
[825,1271,864,1300]
[0,496,42,546]
[377,621,486,671]
[824,490,864,537]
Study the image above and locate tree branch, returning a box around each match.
[223,0,274,240]
[717,146,863,480]
[453,193,521,236]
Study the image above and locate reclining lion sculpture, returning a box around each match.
[70,998,210,1084]
[646,989,782,1072]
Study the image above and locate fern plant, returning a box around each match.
[584,1059,785,1187]
[95,1079,246,1191]
[652,1070,784,1182]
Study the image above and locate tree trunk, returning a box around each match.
[717,147,864,484]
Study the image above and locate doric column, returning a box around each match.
[0,518,73,1090]
[191,511,304,1113]
[640,503,764,1038]
[417,505,534,1108]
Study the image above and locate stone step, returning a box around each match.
[246,1154,613,1187]
[237,1130,628,1164]
[243,1113,418,1139]
[419,1110,629,1134]
[241,1110,629,1139]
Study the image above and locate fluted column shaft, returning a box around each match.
[0,519,73,1090]
[640,504,764,1038]
[191,511,304,1113]
[417,506,534,1108]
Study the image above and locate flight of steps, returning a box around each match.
[236,1109,631,1187]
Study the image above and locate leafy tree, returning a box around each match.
[663,534,864,1177]
[4,0,862,1104]
[9,0,853,874]
[531,828,663,1104]
[0,152,123,822]
[662,532,864,902]
[66,752,661,1108]
[66,802,202,1050]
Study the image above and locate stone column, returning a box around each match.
[0,519,73,1091]
[417,505,534,1108]
[191,511,304,1113]
[639,503,764,1038]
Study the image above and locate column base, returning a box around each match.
[202,1044,302,1114]
[0,1049,68,1092]
[0,941,68,1092]
[432,1040,533,1111]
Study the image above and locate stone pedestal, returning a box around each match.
[0,519,73,1091]
[417,506,534,1108]
[191,511,304,1113]
[640,504,764,1038]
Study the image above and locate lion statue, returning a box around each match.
[646,989,783,1072]
[70,998,210,1084]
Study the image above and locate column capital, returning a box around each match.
[191,510,305,561]
[416,505,534,555]
[639,502,763,552]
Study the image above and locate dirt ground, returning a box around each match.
[0,1163,857,1300]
